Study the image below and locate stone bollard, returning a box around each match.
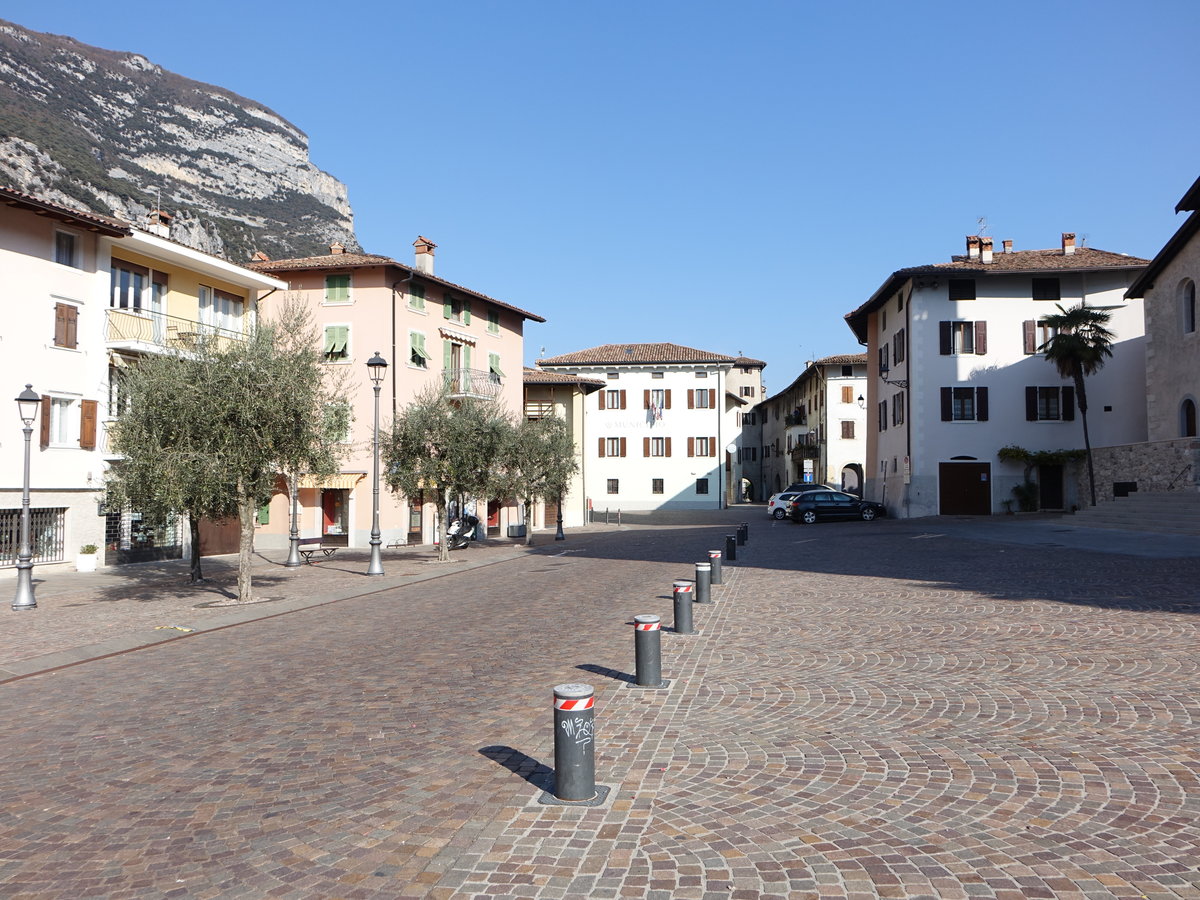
[673,579,695,634]
[725,533,737,562]
[633,615,664,687]
[695,561,712,604]
[553,683,597,801]
[708,549,723,585]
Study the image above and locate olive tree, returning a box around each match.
[106,301,347,599]
[381,385,511,561]
[494,415,578,545]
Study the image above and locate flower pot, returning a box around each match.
[76,553,98,573]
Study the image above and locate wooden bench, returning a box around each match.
[297,536,338,564]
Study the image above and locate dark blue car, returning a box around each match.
[789,491,886,524]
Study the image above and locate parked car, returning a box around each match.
[785,482,840,494]
[766,491,804,519]
[789,491,887,524]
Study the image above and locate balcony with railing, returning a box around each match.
[105,309,246,354]
[525,401,556,420]
[443,368,503,401]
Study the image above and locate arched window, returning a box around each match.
[1182,279,1197,334]
[1182,398,1198,438]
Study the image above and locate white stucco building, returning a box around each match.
[536,344,765,510]
[846,234,1149,517]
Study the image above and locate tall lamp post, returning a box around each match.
[284,472,302,567]
[366,352,388,576]
[13,385,40,611]
[555,494,565,540]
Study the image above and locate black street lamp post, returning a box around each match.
[367,352,388,576]
[13,385,40,611]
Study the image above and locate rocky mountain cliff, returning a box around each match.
[0,19,358,261]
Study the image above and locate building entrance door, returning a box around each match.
[1039,464,1065,510]
[938,462,991,515]
[321,489,349,546]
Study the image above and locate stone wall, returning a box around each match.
[1077,438,1200,505]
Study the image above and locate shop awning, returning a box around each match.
[298,472,367,490]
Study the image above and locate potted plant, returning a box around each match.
[76,544,99,573]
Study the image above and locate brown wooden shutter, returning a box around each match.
[708,389,716,408]
[598,437,606,457]
[939,322,953,355]
[974,321,987,355]
[65,304,78,349]
[710,435,717,457]
[643,437,650,456]
[644,389,651,409]
[664,390,671,409]
[619,437,627,457]
[54,304,70,348]
[665,437,672,457]
[40,396,51,447]
[1025,386,1038,421]
[976,387,989,421]
[598,391,606,410]
[1023,320,1036,354]
[687,437,695,457]
[620,390,627,410]
[79,400,98,450]
[941,387,953,422]
[1062,386,1075,421]
[688,389,695,409]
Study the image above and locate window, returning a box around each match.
[1023,320,1059,354]
[1182,399,1198,437]
[652,478,664,494]
[607,479,619,495]
[842,364,853,376]
[879,401,888,432]
[488,353,504,384]
[1182,280,1196,334]
[323,325,350,362]
[324,401,352,443]
[605,389,626,409]
[879,343,889,372]
[940,386,989,421]
[948,279,976,301]
[324,274,351,304]
[650,437,666,457]
[599,437,627,457]
[55,231,79,268]
[696,478,710,495]
[841,386,854,404]
[408,284,426,311]
[409,331,430,368]
[689,436,714,457]
[741,385,755,397]
[893,327,906,363]
[199,287,244,333]
[689,389,715,409]
[54,303,79,349]
[939,321,986,355]
[1032,278,1061,302]
[607,372,619,380]
[487,309,500,334]
[695,371,708,378]
[841,420,855,439]
[892,392,905,426]
[651,371,664,379]
[650,388,665,408]
[443,294,471,323]
[110,258,147,310]
[1025,386,1075,421]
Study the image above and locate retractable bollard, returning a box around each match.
[736,523,747,546]
[725,533,737,562]
[695,561,712,604]
[708,549,723,585]
[741,522,750,544]
[673,580,695,634]
[553,683,597,802]
[633,615,665,687]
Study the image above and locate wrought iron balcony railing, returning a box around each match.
[105,309,246,352]
[443,368,503,400]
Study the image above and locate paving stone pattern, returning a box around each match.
[1,516,1199,898]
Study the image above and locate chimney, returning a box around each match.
[329,241,345,255]
[980,236,994,264]
[966,235,981,259]
[414,235,437,275]
[146,209,172,239]
[1002,239,1012,253]
[1062,232,1076,256]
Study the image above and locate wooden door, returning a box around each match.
[938,462,991,515]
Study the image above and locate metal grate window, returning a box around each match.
[0,508,67,566]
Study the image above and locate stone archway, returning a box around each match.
[841,463,864,496]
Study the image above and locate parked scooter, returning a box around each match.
[445,514,480,550]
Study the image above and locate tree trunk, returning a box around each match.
[524,498,534,546]
[1074,371,1097,507]
[188,516,204,583]
[237,488,256,602]
[438,487,451,562]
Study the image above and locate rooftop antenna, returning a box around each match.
[1079,233,1089,248]
[976,216,989,236]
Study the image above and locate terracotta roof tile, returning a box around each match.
[249,253,546,323]
[1,185,130,236]
[538,343,737,366]
[522,367,606,387]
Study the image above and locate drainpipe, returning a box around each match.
[717,367,724,509]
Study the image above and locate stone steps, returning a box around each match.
[1070,491,1200,535]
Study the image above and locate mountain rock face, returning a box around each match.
[0,19,359,261]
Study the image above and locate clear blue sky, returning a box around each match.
[8,2,1198,396]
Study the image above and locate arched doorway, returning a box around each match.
[1182,398,1197,437]
[841,463,864,496]
[740,478,754,502]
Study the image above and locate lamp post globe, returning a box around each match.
[366,353,388,576]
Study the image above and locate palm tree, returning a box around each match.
[1038,303,1116,507]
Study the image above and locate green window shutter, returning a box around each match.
[443,340,452,371]
[257,502,270,525]
[415,332,429,359]
[489,352,504,377]
[325,274,350,303]
[411,284,425,309]
[488,310,500,333]
[463,299,472,325]
[323,327,336,356]
[463,345,472,371]
[443,296,452,319]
